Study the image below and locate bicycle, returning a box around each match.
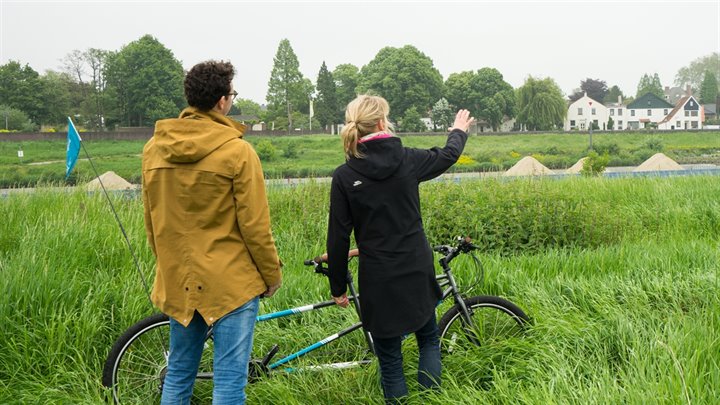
[102,236,530,403]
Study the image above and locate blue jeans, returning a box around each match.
[373,315,441,404]
[161,297,259,405]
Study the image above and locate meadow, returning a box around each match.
[1,174,718,404]
[0,130,718,187]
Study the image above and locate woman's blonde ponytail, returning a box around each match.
[341,95,394,159]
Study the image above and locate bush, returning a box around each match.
[283,141,298,159]
[581,150,610,176]
[255,140,277,162]
[594,142,620,155]
[643,136,663,152]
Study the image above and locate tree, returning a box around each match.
[700,70,718,104]
[399,106,425,132]
[0,61,46,125]
[234,98,262,117]
[636,73,664,99]
[675,53,720,92]
[84,48,109,128]
[568,78,608,103]
[431,98,454,131]
[445,68,515,131]
[38,71,73,125]
[357,45,443,120]
[266,39,305,132]
[0,104,36,131]
[314,61,338,128]
[515,76,566,131]
[333,63,359,120]
[604,85,625,103]
[104,35,184,127]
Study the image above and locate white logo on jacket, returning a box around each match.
[353,180,362,187]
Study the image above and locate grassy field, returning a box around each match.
[1,130,718,187]
[1,175,718,404]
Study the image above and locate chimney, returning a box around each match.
[618,95,622,104]
[664,86,670,92]
[686,85,692,96]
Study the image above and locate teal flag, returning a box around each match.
[65,117,82,179]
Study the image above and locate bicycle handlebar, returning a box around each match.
[433,236,479,266]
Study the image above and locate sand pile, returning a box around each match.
[86,171,134,191]
[633,153,684,172]
[566,157,588,174]
[504,156,553,176]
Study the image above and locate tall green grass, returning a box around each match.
[0,176,718,404]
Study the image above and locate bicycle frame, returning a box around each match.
[197,243,474,379]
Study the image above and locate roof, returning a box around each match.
[659,95,700,124]
[704,104,717,114]
[627,93,674,109]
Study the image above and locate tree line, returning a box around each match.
[0,34,717,133]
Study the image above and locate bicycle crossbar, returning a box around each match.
[268,322,364,369]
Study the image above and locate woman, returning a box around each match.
[326,95,474,403]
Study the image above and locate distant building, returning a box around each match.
[626,93,675,129]
[658,95,703,130]
[565,93,609,131]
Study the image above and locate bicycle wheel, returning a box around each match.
[438,295,529,354]
[102,313,215,404]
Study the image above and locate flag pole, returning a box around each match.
[66,118,155,311]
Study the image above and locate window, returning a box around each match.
[691,121,698,128]
[676,121,681,127]
[580,122,586,130]
[685,111,690,117]
[618,109,623,116]
[570,120,576,127]
[647,109,652,116]
[592,108,596,115]
[618,120,623,128]
[610,109,614,116]
[664,109,668,115]
[690,101,695,107]
[578,108,583,115]
[691,110,698,117]
[631,110,635,116]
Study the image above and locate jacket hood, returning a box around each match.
[347,137,404,180]
[151,107,247,163]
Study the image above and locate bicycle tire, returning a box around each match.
[438,295,529,354]
[102,313,216,404]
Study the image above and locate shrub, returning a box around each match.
[594,142,620,155]
[581,150,610,176]
[643,136,663,152]
[255,140,277,162]
[283,141,298,159]
[456,154,476,166]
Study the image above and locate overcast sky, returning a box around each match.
[1,0,718,104]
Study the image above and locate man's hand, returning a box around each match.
[333,294,349,308]
[262,282,282,298]
[449,109,476,133]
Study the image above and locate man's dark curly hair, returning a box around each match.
[184,60,235,110]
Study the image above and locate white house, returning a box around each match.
[658,95,703,130]
[605,96,627,130]
[565,93,608,131]
[625,93,675,130]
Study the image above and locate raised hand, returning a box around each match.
[449,109,476,133]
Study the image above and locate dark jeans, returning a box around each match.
[373,314,441,404]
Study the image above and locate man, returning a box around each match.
[142,60,282,404]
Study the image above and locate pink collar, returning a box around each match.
[358,132,393,143]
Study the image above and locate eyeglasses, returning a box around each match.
[228,90,238,101]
